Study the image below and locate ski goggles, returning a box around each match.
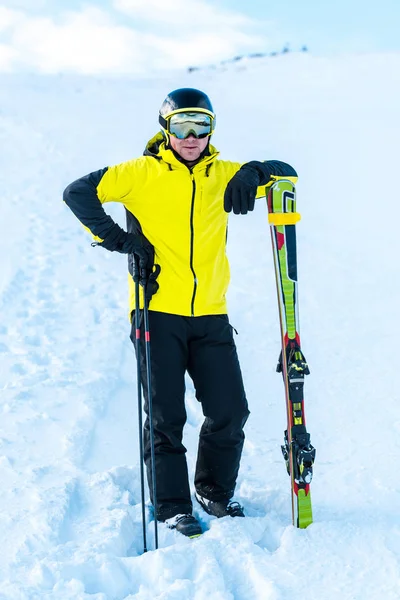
[167,112,213,139]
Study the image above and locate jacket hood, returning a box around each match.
[143,132,219,169]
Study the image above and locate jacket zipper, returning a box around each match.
[189,175,197,316]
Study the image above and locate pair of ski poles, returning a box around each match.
[133,262,158,553]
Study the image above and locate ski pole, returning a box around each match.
[134,261,147,553]
[141,269,159,550]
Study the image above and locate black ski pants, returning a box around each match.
[130,311,249,521]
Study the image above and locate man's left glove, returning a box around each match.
[98,223,154,271]
[224,162,272,215]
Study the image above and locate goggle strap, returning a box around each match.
[159,114,168,129]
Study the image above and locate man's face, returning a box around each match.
[169,133,209,163]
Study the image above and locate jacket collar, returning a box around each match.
[144,132,219,171]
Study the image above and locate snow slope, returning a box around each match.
[0,52,400,599]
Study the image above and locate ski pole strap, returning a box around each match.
[268,212,301,225]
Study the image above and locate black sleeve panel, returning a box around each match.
[63,167,117,240]
[244,160,298,185]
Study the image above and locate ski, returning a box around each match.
[267,179,316,528]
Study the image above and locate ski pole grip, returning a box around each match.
[132,255,140,283]
[140,268,149,286]
[133,256,150,286]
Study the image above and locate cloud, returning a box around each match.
[0,6,25,32]
[0,0,48,8]
[113,0,265,66]
[145,32,249,69]
[0,1,268,74]
[114,0,253,29]
[0,6,147,74]
[0,43,17,70]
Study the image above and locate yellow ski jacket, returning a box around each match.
[63,133,297,318]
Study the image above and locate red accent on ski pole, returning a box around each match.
[145,332,150,342]
[136,329,140,340]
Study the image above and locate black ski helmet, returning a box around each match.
[159,87,216,133]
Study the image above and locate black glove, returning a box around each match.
[224,162,272,215]
[97,223,154,270]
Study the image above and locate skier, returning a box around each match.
[63,88,297,538]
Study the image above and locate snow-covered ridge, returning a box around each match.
[0,52,400,599]
[186,46,310,73]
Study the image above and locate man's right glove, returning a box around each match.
[97,223,154,271]
[224,160,297,215]
[224,162,272,215]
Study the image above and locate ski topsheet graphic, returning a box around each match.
[267,179,316,528]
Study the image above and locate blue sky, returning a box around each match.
[0,0,399,74]
[218,0,400,54]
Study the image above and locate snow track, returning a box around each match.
[1,54,400,598]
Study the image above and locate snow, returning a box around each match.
[1,51,400,599]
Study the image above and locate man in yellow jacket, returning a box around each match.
[64,88,297,538]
